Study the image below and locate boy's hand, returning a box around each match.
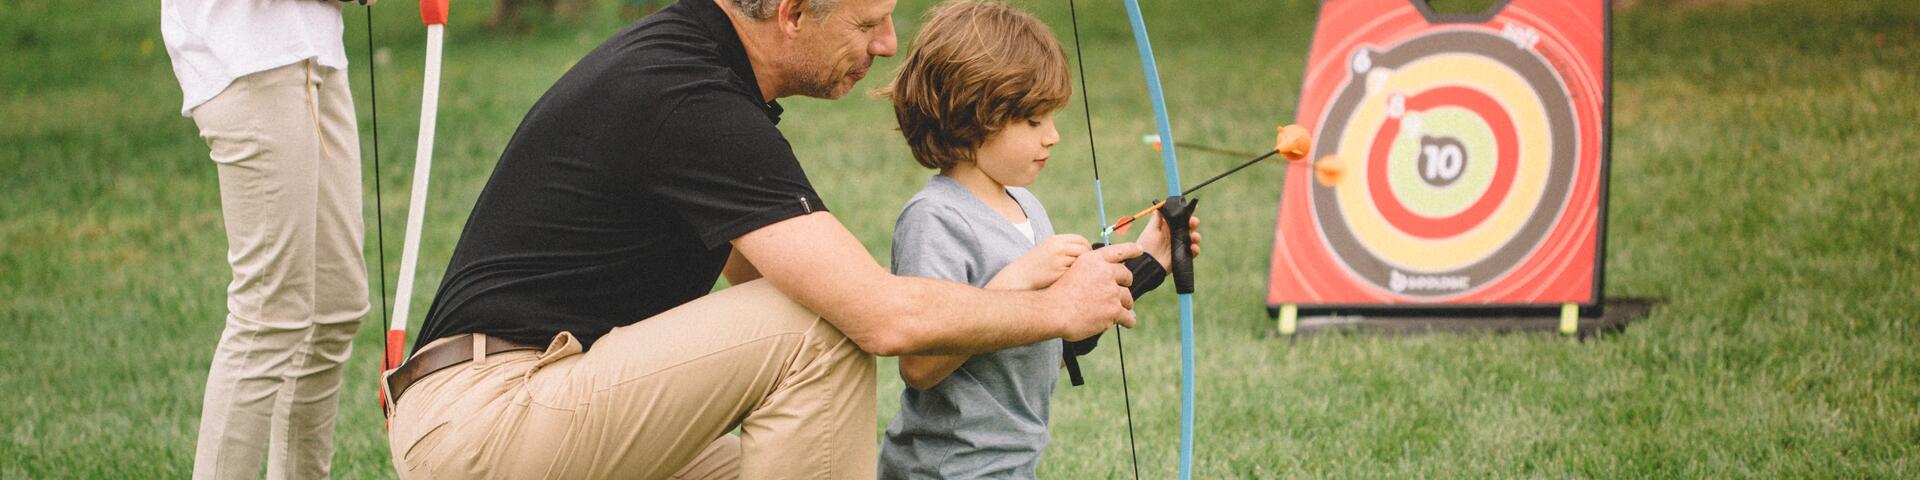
[1133,211,1202,271]
[988,234,1091,290]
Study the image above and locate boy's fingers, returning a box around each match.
[1063,242,1091,256]
[1052,234,1090,247]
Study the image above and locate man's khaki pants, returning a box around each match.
[386,280,878,479]
[190,60,369,479]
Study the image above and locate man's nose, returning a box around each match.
[870,20,898,57]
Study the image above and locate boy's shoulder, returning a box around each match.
[898,176,973,218]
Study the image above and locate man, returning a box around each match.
[383,0,1156,478]
[162,0,376,478]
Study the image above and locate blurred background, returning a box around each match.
[2,0,1916,477]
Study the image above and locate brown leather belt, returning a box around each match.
[384,334,541,407]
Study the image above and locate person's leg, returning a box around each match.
[190,60,325,480]
[264,63,370,480]
[669,435,741,480]
[524,279,876,479]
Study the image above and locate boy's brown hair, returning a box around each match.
[879,0,1072,170]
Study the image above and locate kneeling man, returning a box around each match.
[382,0,1150,478]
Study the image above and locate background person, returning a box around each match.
[160,0,376,478]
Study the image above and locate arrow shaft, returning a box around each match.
[1182,150,1276,197]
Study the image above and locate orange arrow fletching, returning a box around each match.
[1314,155,1346,187]
[1275,124,1312,161]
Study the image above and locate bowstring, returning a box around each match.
[1068,1,1140,478]
[362,5,394,374]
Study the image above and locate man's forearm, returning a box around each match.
[882,275,1067,355]
[734,212,1133,358]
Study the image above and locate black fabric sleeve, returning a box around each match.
[1123,253,1168,301]
[646,89,826,249]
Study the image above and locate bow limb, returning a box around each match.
[385,0,450,376]
[1118,1,1198,479]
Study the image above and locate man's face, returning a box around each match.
[785,0,898,99]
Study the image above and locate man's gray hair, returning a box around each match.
[729,0,837,21]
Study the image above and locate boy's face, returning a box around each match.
[974,114,1060,188]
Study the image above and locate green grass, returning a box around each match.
[4,0,1918,477]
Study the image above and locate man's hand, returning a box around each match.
[1133,211,1203,271]
[986,234,1090,291]
[1044,243,1143,341]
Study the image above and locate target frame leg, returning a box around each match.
[1559,303,1578,336]
[1278,304,1298,336]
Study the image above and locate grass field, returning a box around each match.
[4,0,1919,477]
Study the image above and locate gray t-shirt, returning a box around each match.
[879,175,1060,479]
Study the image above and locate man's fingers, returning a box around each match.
[1110,260,1134,287]
[1095,242,1145,263]
[1114,308,1137,328]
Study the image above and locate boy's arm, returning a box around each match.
[891,204,979,390]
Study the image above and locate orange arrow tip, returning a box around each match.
[1275,124,1312,161]
[1314,155,1346,187]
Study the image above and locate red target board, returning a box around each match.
[1267,0,1610,310]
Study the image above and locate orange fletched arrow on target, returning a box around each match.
[1314,154,1347,187]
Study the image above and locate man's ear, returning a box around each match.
[776,0,808,38]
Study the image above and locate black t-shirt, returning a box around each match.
[415,0,826,351]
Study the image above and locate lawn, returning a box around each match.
[3,0,1917,477]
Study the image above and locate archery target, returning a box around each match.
[1269,0,1610,307]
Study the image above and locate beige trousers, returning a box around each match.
[190,60,370,480]
[386,280,878,479]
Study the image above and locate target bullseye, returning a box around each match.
[1365,86,1518,240]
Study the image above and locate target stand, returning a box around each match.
[1266,0,1643,337]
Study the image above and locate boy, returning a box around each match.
[875,2,1197,477]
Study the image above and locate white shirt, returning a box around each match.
[1011,221,1035,245]
[161,0,350,116]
